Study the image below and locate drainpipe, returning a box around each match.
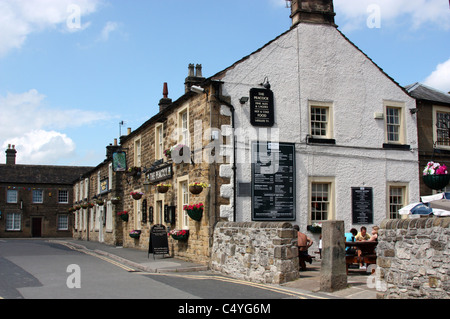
[212,80,237,222]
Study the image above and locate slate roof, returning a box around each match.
[405,83,450,105]
[0,164,93,185]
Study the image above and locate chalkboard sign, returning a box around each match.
[352,187,374,224]
[250,88,274,127]
[148,224,169,258]
[251,142,296,221]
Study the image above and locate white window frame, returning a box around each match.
[108,163,113,191]
[433,105,450,150]
[6,213,21,231]
[58,190,69,204]
[177,176,190,230]
[387,183,408,219]
[309,177,335,224]
[309,101,334,139]
[134,137,142,167]
[178,107,190,147]
[7,190,18,203]
[384,101,406,145]
[106,201,113,232]
[32,189,43,204]
[134,192,142,231]
[57,214,69,230]
[155,124,164,160]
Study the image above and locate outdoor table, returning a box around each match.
[345,241,378,274]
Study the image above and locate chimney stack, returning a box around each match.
[5,144,17,165]
[185,63,205,93]
[290,0,336,27]
[159,82,172,112]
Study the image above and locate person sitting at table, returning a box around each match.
[355,226,371,241]
[345,228,358,255]
[368,226,379,242]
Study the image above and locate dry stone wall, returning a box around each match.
[210,222,299,284]
[376,217,450,299]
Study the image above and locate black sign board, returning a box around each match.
[251,142,296,221]
[148,224,169,258]
[146,163,173,184]
[250,88,274,127]
[352,187,374,224]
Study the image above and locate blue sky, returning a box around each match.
[0,0,449,166]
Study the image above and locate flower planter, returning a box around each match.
[120,214,129,222]
[307,225,322,234]
[170,230,189,241]
[96,200,104,206]
[131,193,143,200]
[111,198,120,205]
[129,230,141,239]
[189,185,203,195]
[186,209,203,222]
[423,174,450,190]
[157,186,170,194]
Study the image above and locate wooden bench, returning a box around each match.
[345,241,378,274]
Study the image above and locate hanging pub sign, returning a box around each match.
[251,142,296,221]
[112,152,127,172]
[250,88,275,127]
[146,163,173,184]
[352,187,374,224]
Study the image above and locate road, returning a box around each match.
[0,239,326,301]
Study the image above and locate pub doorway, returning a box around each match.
[31,217,42,237]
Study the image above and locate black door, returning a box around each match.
[31,218,42,237]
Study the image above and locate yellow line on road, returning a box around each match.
[135,272,328,300]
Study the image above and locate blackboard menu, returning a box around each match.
[251,142,296,221]
[352,187,374,224]
[250,88,274,127]
[148,224,169,257]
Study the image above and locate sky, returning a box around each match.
[0,0,449,167]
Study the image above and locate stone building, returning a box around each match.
[117,71,233,264]
[72,140,124,246]
[0,145,92,238]
[405,83,450,195]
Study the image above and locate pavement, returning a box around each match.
[55,239,378,299]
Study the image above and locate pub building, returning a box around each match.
[72,0,421,264]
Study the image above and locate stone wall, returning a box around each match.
[376,217,450,299]
[210,222,299,284]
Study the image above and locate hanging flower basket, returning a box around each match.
[75,205,81,211]
[80,202,89,209]
[156,183,171,194]
[307,223,322,234]
[169,229,189,241]
[96,199,104,206]
[189,182,208,195]
[127,166,141,177]
[130,192,143,200]
[423,161,450,190]
[129,230,141,239]
[184,203,204,222]
[111,197,121,205]
[118,211,128,222]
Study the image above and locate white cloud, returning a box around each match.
[0,0,102,57]
[424,58,450,93]
[99,21,119,42]
[332,0,450,31]
[0,89,112,164]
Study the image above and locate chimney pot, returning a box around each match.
[159,82,172,112]
[127,128,132,135]
[5,145,17,165]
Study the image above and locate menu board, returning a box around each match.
[352,187,374,224]
[148,224,169,258]
[251,142,296,221]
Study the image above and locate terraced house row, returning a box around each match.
[2,0,450,267]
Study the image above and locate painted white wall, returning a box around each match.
[216,23,419,237]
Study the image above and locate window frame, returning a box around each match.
[384,101,406,145]
[178,106,190,147]
[433,105,450,150]
[6,189,18,204]
[155,124,164,160]
[308,177,335,224]
[32,189,44,204]
[309,101,334,139]
[6,213,21,231]
[58,190,69,204]
[387,183,408,219]
[57,214,69,231]
[177,176,190,230]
